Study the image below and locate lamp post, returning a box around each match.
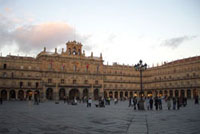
[134,60,147,110]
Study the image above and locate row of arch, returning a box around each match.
[0,88,100,100]
[104,89,199,99]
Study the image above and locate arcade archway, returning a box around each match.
[46,88,53,100]
[9,90,16,100]
[1,90,7,100]
[59,88,65,100]
[69,89,80,100]
[18,90,24,100]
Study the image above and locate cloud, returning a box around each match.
[161,36,197,48]
[0,14,90,54]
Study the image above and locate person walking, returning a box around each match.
[146,97,150,110]
[149,97,153,110]
[0,97,2,104]
[133,97,137,110]
[195,95,199,104]
[173,97,176,110]
[167,97,171,110]
[88,98,92,107]
[158,97,162,110]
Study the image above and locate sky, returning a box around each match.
[0,0,200,66]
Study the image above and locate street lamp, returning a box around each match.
[134,60,147,110]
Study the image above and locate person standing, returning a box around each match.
[155,97,159,110]
[177,97,180,110]
[195,95,199,104]
[88,98,92,107]
[167,97,171,110]
[146,97,150,110]
[158,97,162,110]
[133,97,137,110]
[173,97,176,110]
[149,97,153,110]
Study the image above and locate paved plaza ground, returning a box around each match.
[0,99,200,134]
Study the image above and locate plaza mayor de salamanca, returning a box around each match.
[0,41,200,101]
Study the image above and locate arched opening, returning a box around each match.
[59,88,65,100]
[147,91,152,97]
[26,90,32,100]
[83,88,89,98]
[125,91,128,98]
[169,90,173,97]
[94,89,99,100]
[104,91,107,98]
[9,90,16,100]
[159,90,163,97]
[187,89,191,99]
[120,91,123,99]
[193,89,197,98]
[109,91,113,98]
[69,89,80,100]
[46,88,53,100]
[175,90,179,97]
[181,90,185,98]
[130,91,133,97]
[114,91,118,99]
[164,90,168,97]
[18,90,24,100]
[1,90,7,100]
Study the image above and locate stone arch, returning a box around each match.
[94,88,99,100]
[18,90,24,100]
[169,90,173,97]
[120,91,123,99]
[114,91,118,99]
[9,90,16,100]
[125,91,128,98]
[187,89,191,98]
[109,91,113,98]
[164,90,168,97]
[181,90,185,97]
[69,88,80,100]
[130,91,133,97]
[104,91,108,98]
[175,90,179,97]
[46,88,53,100]
[59,88,65,100]
[83,88,89,98]
[1,90,7,100]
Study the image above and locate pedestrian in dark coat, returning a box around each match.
[173,97,176,110]
[149,97,153,110]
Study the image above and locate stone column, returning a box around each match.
[178,90,181,97]
[32,90,35,101]
[167,90,170,97]
[184,89,187,98]
[172,90,175,97]
[54,83,59,102]
[118,91,120,99]
[7,90,10,100]
[15,90,18,100]
[89,85,94,99]
[144,90,147,98]
[191,89,194,99]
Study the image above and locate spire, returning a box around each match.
[44,47,46,52]
[55,48,57,53]
[91,52,93,58]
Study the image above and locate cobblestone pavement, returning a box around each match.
[0,100,200,134]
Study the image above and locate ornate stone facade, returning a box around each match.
[0,41,199,101]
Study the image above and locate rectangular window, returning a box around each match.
[36,82,39,88]
[28,82,31,87]
[73,80,76,84]
[61,79,65,84]
[3,64,7,69]
[48,79,52,83]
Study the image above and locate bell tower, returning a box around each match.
[66,41,82,56]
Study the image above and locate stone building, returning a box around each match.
[0,41,199,101]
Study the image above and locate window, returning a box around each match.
[3,64,7,69]
[11,72,14,78]
[36,82,39,88]
[20,82,23,88]
[28,66,31,70]
[28,82,32,87]
[95,80,98,85]
[74,65,77,72]
[3,72,7,77]
[73,80,76,84]
[20,66,24,69]
[48,79,52,83]
[61,79,65,84]
[97,65,99,72]
[84,80,88,84]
